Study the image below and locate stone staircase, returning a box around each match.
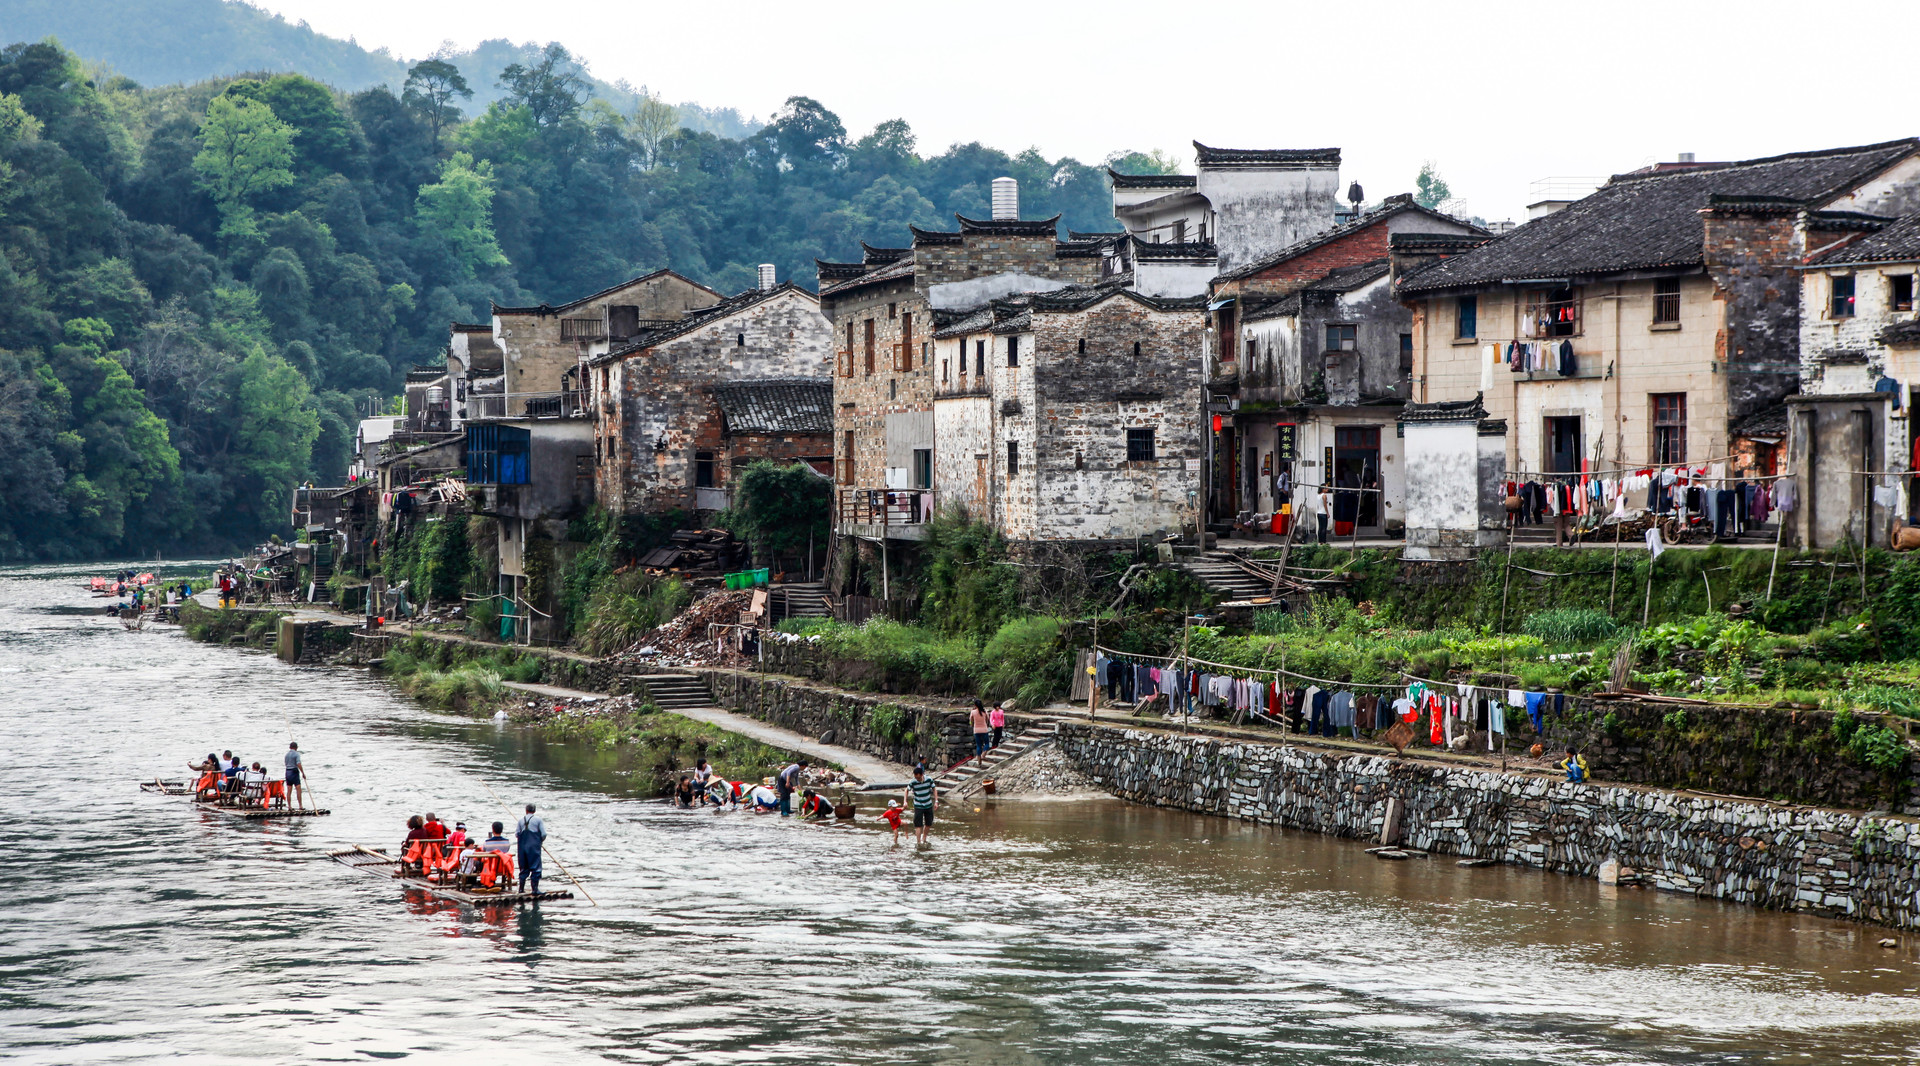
[631,673,714,710]
[933,720,1060,797]
[1177,551,1278,602]
[769,582,830,623]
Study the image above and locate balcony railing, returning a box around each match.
[838,488,935,528]
[466,391,590,420]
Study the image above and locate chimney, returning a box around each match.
[991,176,1019,220]
[757,263,776,291]
[1678,152,1696,164]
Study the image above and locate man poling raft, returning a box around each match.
[161,747,326,818]
[331,797,589,907]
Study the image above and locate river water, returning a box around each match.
[2,561,1918,1064]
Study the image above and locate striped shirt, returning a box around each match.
[908,778,936,809]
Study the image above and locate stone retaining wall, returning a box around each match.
[698,668,977,772]
[1057,723,1920,930]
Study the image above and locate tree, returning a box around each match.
[1105,148,1182,175]
[628,91,678,169]
[497,44,587,128]
[415,152,508,279]
[402,58,471,151]
[228,75,357,176]
[722,459,830,563]
[231,349,320,522]
[1415,162,1453,210]
[192,95,295,236]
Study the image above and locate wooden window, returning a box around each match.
[1652,393,1687,465]
[1831,276,1856,318]
[899,312,914,371]
[1007,440,1019,475]
[975,340,985,377]
[1399,333,1413,373]
[842,430,854,483]
[1245,338,1258,360]
[1173,218,1186,243]
[1653,278,1681,324]
[841,321,853,377]
[864,318,876,373]
[1325,325,1357,351]
[1127,427,1155,462]
[1892,275,1914,313]
[1523,286,1580,336]
[1455,296,1478,339]
[1006,336,1019,368]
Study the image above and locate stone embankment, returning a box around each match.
[1057,723,1920,930]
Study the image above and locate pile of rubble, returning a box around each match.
[608,589,757,669]
[503,692,640,724]
[637,528,749,577]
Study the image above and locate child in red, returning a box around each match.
[881,800,904,846]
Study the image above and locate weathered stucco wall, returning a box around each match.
[1058,724,1920,930]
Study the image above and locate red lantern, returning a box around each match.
[1212,414,1223,433]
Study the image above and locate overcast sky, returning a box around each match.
[251,0,1920,222]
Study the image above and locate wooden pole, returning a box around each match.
[1608,515,1623,615]
[1642,549,1656,628]
[1765,507,1785,602]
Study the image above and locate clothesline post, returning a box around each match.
[1641,550,1656,628]
[1608,517,1623,615]
[1766,514,1784,601]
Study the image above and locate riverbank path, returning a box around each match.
[500,680,913,786]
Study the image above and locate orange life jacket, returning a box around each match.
[403,840,444,868]
[474,850,513,888]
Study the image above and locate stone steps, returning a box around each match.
[1177,552,1275,601]
[769,582,830,622]
[934,721,1059,795]
[632,674,714,709]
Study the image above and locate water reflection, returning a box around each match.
[0,560,1916,1065]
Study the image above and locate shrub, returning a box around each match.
[867,703,910,743]
[579,570,692,656]
[1521,608,1619,645]
[1850,724,1910,775]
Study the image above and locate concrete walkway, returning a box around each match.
[501,681,912,786]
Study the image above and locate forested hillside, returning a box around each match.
[0,0,759,135]
[0,39,1170,561]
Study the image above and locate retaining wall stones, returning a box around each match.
[1057,723,1920,930]
[698,668,977,772]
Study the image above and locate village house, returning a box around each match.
[488,269,723,418]
[930,283,1206,541]
[1202,195,1487,535]
[585,273,834,516]
[1398,140,1920,542]
[1789,212,1920,547]
[815,178,1105,542]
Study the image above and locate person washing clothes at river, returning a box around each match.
[775,760,809,817]
[970,701,991,758]
[515,804,545,894]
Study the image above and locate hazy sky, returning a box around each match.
[251,0,1920,222]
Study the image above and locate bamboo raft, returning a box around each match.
[139,778,193,796]
[196,802,330,819]
[328,846,573,905]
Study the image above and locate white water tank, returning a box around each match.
[758,263,777,290]
[991,177,1019,220]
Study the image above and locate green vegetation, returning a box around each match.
[718,459,831,567]
[0,33,1150,561]
[539,704,799,798]
[379,637,542,712]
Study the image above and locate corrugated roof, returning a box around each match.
[712,378,833,435]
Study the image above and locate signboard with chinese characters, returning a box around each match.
[1275,422,1298,462]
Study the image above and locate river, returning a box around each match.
[1,560,1917,1064]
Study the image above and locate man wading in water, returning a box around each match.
[904,767,938,846]
[516,804,545,894]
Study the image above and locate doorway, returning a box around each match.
[1332,425,1382,531]
[1545,416,1583,475]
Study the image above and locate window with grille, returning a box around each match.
[1653,278,1681,324]
[1126,428,1155,462]
[1831,276,1856,318]
[1455,296,1477,339]
[1652,393,1687,464]
[560,317,606,340]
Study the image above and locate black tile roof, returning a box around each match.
[712,378,833,435]
[1131,238,1219,260]
[814,259,870,282]
[1811,213,1920,265]
[956,213,1061,237]
[1389,232,1496,255]
[819,253,916,297]
[1400,139,1920,295]
[1731,403,1789,440]
[1217,195,1484,281]
[1193,142,1341,169]
[1880,318,1920,348]
[594,283,813,361]
[907,224,962,246]
[1068,230,1127,240]
[492,268,722,315]
[1241,262,1392,322]
[931,305,996,338]
[1399,395,1489,424]
[860,242,911,264]
[1108,169,1195,190]
[450,322,492,333]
